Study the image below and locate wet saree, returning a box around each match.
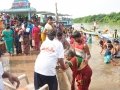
[68,57,92,90]
[76,65,92,90]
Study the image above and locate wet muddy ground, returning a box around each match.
[3,38,120,90]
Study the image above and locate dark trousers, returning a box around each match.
[15,42,22,54]
[30,39,33,48]
[34,72,58,90]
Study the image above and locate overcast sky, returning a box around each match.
[0,0,120,18]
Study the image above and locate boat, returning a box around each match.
[57,14,73,28]
[82,29,120,41]
[98,32,120,42]
[37,11,73,28]
[81,30,98,36]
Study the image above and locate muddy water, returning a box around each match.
[6,37,120,90]
[89,38,120,90]
[10,55,36,83]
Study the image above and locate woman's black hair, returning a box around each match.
[6,25,10,29]
[72,31,81,38]
[47,16,53,21]
[89,34,91,36]
[114,40,119,44]
[108,43,113,49]
[107,40,111,43]
[99,40,103,46]
[56,31,63,37]
[65,50,76,57]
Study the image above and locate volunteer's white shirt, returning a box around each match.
[35,38,64,76]
[44,23,53,31]
[0,61,4,90]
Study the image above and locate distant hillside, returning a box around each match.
[73,12,120,24]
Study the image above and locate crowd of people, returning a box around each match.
[33,16,94,90]
[0,14,120,90]
[34,29,93,90]
[0,14,50,56]
[0,14,71,56]
[99,38,120,66]
[0,14,94,90]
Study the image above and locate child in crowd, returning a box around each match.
[113,40,120,58]
[87,34,92,44]
[104,43,118,66]
[99,39,111,54]
[99,39,105,54]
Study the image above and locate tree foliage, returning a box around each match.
[73,12,120,24]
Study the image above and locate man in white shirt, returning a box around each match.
[93,21,97,32]
[0,54,20,90]
[34,30,67,90]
